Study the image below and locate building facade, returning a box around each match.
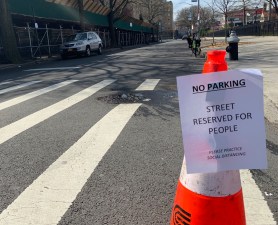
[161,1,173,33]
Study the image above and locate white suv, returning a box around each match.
[60,32,103,59]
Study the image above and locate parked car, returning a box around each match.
[60,32,103,59]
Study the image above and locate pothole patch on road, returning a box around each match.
[97,92,151,104]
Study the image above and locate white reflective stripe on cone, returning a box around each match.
[179,158,241,197]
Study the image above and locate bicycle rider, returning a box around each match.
[186,35,193,49]
[192,33,201,56]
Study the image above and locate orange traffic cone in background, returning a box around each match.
[202,50,228,73]
[170,50,246,225]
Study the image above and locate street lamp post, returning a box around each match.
[130,22,133,45]
[188,11,193,35]
[156,22,161,42]
[197,0,200,35]
[191,0,200,36]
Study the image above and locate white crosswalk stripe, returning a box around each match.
[0,81,41,95]
[0,80,78,111]
[0,79,144,225]
[0,103,141,225]
[0,81,12,86]
[135,79,160,91]
[0,79,115,145]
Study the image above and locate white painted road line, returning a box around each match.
[0,81,41,95]
[0,79,115,145]
[135,79,160,91]
[241,170,276,225]
[0,81,12,86]
[0,103,141,225]
[0,80,78,111]
[24,67,80,71]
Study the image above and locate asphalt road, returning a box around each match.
[0,39,277,224]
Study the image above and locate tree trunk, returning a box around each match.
[78,0,85,31]
[0,0,22,63]
[108,12,116,47]
[224,14,228,42]
[273,0,278,17]
[243,6,246,25]
[268,0,272,21]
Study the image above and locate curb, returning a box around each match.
[0,43,158,73]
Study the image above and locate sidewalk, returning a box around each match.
[0,47,120,72]
[202,35,278,143]
[0,57,56,72]
[0,43,157,72]
[202,36,278,56]
[204,36,278,122]
[0,48,119,72]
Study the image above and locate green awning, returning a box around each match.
[9,0,108,26]
[8,0,152,32]
[115,21,153,33]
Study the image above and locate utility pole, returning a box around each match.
[78,0,85,31]
[212,0,215,45]
[191,0,200,35]
[197,0,200,35]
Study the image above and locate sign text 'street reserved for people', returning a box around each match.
[177,69,267,174]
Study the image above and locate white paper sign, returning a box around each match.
[177,69,267,174]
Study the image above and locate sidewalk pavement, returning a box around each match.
[0,57,57,71]
[0,41,167,72]
[202,35,278,142]
[0,45,136,72]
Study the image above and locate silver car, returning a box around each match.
[60,32,103,59]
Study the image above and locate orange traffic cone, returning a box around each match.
[170,50,246,225]
[202,50,228,73]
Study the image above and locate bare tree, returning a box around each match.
[176,7,193,27]
[265,0,278,18]
[134,0,165,24]
[214,0,236,41]
[199,7,214,34]
[0,0,22,63]
[273,0,278,16]
[206,0,219,44]
[176,6,199,32]
[98,0,130,46]
[176,6,213,35]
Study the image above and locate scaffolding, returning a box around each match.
[0,23,153,60]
